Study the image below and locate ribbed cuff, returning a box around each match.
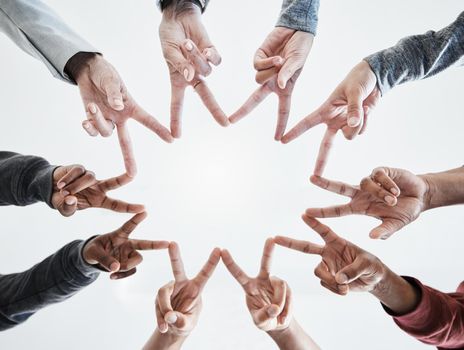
[276,0,319,35]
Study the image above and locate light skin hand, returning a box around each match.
[306,167,429,239]
[51,165,145,217]
[70,54,173,177]
[82,212,169,280]
[229,27,314,141]
[282,60,380,175]
[275,215,420,315]
[143,243,220,350]
[159,2,228,139]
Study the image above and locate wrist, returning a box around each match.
[267,317,296,342]
[419,174,437,211]
[144,329,187,350]
[65,52,100,83]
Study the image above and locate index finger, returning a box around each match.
[117,124,137,178]
[99,173,133,192]
[229,85,271,124]
[194,248,221,288]
[258,238,275,279]
[280,108,324,144]
[221,249,250,288]
[132,106,174,143]
[301,215,339,243]
[310,175,357,198]
[314,127,337,176]
[194,80,229,127]
[119,212,148,236]
[129,239,170,251]
[168,242,187,282]
[274,236,323,255]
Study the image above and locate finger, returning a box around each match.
[255,67,278,85]
[194,80,229,127]
[258,238,275,279]
[56,165,86,190]
[82,120,99,137]
[309,175,357,198]
[360,176,397,206]
[229,85,271,124]
[99,173,132,191]
[163,45,195,82]
[203,46,222,66]
[194,247,221,288]
[359,105,370,135]
[119,250,143,272]
[170,84,186,139]
[314,128,337,176]
[369,219,405,240]
[254,305,280,326]
[335,257,369,284]
[321,280,348,296]
[301,215,339,243]
[117,123,137,178]
[101,196,145,213]
[60,196,78,217]
[314,262,337,286]
[168,242,187,282]
[275,94,291,141]
[270,278,287,313]
[277,58,301,90]
[346,89,364,127]
[156,300,168,333]
[132,107,174,143]
[341,119,363,141]
[279,283,292,325]
[100,75,124,111]
[87,103,114,137]
[110,267,137,280]
[281,108,325,144]
[119,212,148,236]
[90,251,120,273]
[305,204,354,218]
[182,40,212,77]
[62,172,97,195]
[274,236,323,255]
[220,249,250,287]
[157,282,175,316]
[254,52,283,71]
[371,167,401,197]
[129,239,170,251]
[165,310,187,329]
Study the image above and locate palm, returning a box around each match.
[169,280,202,334]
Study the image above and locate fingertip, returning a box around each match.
[159,323,168,333]
[266,305,280,317]
[165,311,177,324]
[111,98,124,111]
[88,103,97,115]
[110,262,120,272]
[64,196,77,206]
[347,116,361,127]
[390,187,400,196]
[57,181,65,189]
[384,195,397,206]
[335,273,348,284]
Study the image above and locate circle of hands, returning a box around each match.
[53,2,435,343]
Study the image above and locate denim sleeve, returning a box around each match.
[0,0,98,83]
[276,0,320,35]
[365,11,464,95]
[0,152,57,208]
[0,240,100,331]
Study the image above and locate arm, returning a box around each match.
[422,167,464,210]
[0,240,99,331]
[268,319,320,350]
[0,0,97,83]
[276,0,320,35]
[0,151,56,207]
[365,11,464,95]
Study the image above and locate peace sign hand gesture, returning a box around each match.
[155,242,221,337]
[306,167,429,239]
[52,165,145,217]
[221,238,292,332]
[82,212,169,280]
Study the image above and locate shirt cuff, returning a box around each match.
[74,240,102,278]
[276,0,319,35]
[28,161,58,208]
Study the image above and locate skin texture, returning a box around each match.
[51,165,145,217]
[73,54,173,177]
[82,212,169,280]
[159,2,228,139]
[229,27,314,141]
[282,60,380,175]
[306,167,429,239]
[143,243,220,350]
[275,215,420,315]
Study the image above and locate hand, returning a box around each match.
[282,61,381,175]
[275,215,386,295]
[155,242,220,336]
[159,3,228,138]
[51,165,145,217]
[82,212,169,279]
[69,53,173,177]
[306,167,429,239]
[221,238,292,332]
[230,28,314,141]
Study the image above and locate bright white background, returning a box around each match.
[0,1,463,349]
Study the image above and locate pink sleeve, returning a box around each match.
[383,277,464,349]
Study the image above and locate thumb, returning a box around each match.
[346,89,364,127]
[369,220,404,240]
[101,76,124,111]
[335,258,368,284]
[60,196,78,217]
[277,57,302,89]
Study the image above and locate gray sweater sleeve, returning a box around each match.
[0,0,98,83]
[0,240,100,331]
[276,0,320,35]
[0,151,57,208]
[365,11,464,95]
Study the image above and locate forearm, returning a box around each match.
[142,330,187,350]
[365,11,464,95]
[421,167,464,210]
[276,0,320,35]
[268,319,320,350]
[0,0,97,83]
[0,240,99,331]
[0,151,56,207]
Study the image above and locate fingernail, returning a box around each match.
[57,182,65,189]
[83,122,90,129]
[267,306,279,317]
[348,116,360,127]
[337,273,348,284]
[89,104,97,114]
[113,98,124,109]
[390,188,399,196]
[110,275,117,280]
[159,324,168,333]
[62,190,70,197]
[65,197,76,205]
[385,195,396,205]
[183,69,189,80]
[278,80,286,90]
[205,49,212,57]
[273,56,283,65]
[166,313,177,324]
[109,262,119,272]
[185,41,193,51]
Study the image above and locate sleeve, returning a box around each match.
[0,151,57,208]
[382,276,464,349]
[0,0,98,83]
[157,0,209,13]
[276,0,320,35]
[0,239,100,331]
[365,11,464,95]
